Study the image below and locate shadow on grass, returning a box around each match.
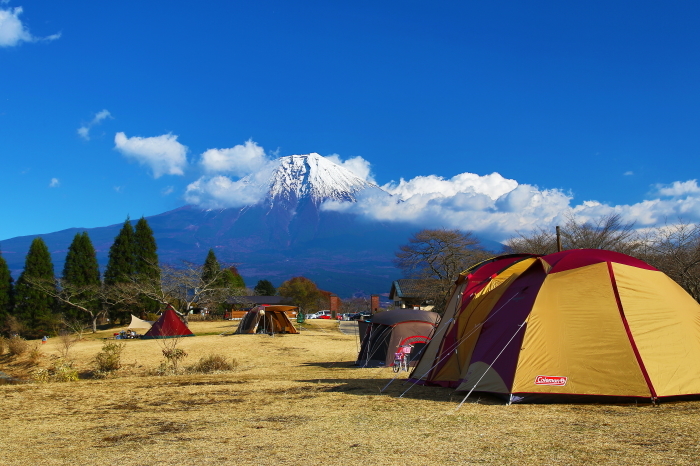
[299,361,357,368]
[295,377,506,405]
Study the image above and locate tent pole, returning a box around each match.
[556,226,563,252]
[455,320,527,410]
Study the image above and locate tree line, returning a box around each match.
[0,217,248,338]
[393,213,700,313]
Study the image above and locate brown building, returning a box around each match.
[389,279,442,311]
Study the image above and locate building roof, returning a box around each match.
[226,296,293,306]
[390,279,442,299]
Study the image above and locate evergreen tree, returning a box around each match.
[133,217,160,314]
[14,238,57,337]
[104,217,136,285]
[225,266,246,288]
[201,249,221,285]
[104,217,137,324]
[133,217,159,280]
[0,249,14,321]
[254,279,276,296]
[62,232,101,322]
[63,232,101,285]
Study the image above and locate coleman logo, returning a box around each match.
[535,375,568,386]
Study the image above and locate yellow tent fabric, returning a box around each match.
[411,249,700,403]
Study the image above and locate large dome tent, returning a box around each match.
[410,249,700,403]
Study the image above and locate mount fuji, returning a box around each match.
[0,154,501,297]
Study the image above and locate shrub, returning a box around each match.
[94,341,126,373]
[188,354,238,373]
[0,336,6,355]
[52,361,79,382]
[33,360,79,383]
[27,344,42,365]
[7,336,29,356]
[162,347,188,373]
[157,338,188,374]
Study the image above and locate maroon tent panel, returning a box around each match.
[142,307,195,339]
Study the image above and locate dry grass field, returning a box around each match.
[1,319,699,465]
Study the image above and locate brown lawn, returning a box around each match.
[0,319,699,465]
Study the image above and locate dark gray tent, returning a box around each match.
[356,309,439,368]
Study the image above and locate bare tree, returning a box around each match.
[562,213,640,254]
[505,213,640,255]
[25,278,131,333]
[504,227,558,255]
[395,229,488,280]
[638,220,700,301]
[120,261,246,324]
[394,229,490,313]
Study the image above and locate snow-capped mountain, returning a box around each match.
[264,153,380,205]
[0,154,500,296]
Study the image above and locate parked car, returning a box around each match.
[309,310,332,319]
[348,311,371,321]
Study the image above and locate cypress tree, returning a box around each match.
[0,249,14,321]
[63,232,101,286]
[133,217,159,279]
[14,237,57,337]
[104,217,137,325]
[104,217,136,285]
[133,217,160,314]
[201,249,221,285]
[62,232,101,322]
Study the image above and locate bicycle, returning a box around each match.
[392,344,413,372]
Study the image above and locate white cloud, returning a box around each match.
[185,171,272,209]
[78,109,112,141]
[323,176,572,241]
[382,172,517,201]
[325,154,375,183]
[114,132,188,178]
[181,141,700,241]
[654,180,700,197]
[624,171,634,176]
[161,186,174,196]
[188,139,280,208]
[48,177,59,188]
[0,6,60,47]
[200,139,268,176]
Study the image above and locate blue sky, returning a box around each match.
[3,1,700,242]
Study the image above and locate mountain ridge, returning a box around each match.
[1,154,502,297]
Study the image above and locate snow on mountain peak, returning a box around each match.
[264,153,380,205]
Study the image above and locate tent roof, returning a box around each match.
[142,307,195,339]
[257,305,298,313]
[127,314,153,330]
[542,248,658,274]
[372,308,440,326]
